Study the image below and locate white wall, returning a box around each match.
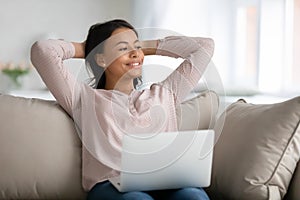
[0,0,132,63]
[2,0,294,97]
[0,0,237,95]
[0,0,132,90]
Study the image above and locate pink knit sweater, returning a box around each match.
[30,36,214,191]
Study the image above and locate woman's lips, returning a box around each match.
[126,62,142,69]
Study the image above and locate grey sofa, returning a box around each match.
[0,92,299,200]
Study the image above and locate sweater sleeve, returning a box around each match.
[30,39,78,115]
[156,36,214,104]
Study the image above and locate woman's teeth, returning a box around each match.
[127,62,140,67]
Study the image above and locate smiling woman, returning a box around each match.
[30,19,214,200]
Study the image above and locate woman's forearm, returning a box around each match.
[158,36,214,103]
[72,42,85,58]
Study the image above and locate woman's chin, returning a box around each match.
[128,68,142,78]
[132,72,142,79]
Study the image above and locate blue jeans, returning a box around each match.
[87,181,210,200]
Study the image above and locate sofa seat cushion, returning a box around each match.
[0,94,86,199]
[207,97,300,200]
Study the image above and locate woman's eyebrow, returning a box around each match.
[115,40,139,46]
[115,41,128,46]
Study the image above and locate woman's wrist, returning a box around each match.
[72,42,85,58]
[141,40,159,55]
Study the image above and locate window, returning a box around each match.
[234,3,259,90]
[292,0,300,88]
[132,0,300,96]
[234,0,300,95]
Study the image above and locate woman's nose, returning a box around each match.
[129,49,138,58]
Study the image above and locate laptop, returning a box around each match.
[109,129,214,192]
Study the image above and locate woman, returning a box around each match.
[31,19,214,200]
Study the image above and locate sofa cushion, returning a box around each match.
[0,94,86,199]
[284,162,300,200]
[176,90,219,130]
[206,97,300,200]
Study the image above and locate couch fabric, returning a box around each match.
[0,90,218,200]
[0,94,86,199]
[207,97,300,200]
[284,162,300,200]
[1,92,299,200]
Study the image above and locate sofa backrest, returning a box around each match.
[0,94,86,199]
[0,90,219,199]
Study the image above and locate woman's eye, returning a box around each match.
[119,47,128,51]
[118,45,141,52]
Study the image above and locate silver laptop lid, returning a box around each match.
[117,130,214,192]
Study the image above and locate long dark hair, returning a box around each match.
[85,19,141,89]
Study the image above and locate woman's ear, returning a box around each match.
[95,54,106,68]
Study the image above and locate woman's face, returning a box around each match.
[101,28,144,82]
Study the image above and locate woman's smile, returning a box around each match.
[125,61,143,69]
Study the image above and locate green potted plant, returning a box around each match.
[0,62,31,89]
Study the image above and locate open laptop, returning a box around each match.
[109,129,214,192]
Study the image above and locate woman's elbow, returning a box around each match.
[205,38,215,58]
[194,37,215,58]
[30,40,51,67]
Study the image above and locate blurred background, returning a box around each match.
[0,0,299,102]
